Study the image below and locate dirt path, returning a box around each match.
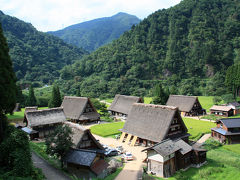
[183,116,215,122]
[196,133,211,144]
[91,134,146,180]
[32,152,71,180]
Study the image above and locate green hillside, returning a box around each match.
[0,10,87,85]
[48,12,140,52]
[58,0,240,98]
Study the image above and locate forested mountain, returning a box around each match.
[0,11,87,85]
[48,12,140,52]
[58,0,240,98]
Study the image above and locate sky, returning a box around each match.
[0,0,181,32]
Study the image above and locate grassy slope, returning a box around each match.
[183,118,215,141]
[197,96,214,112]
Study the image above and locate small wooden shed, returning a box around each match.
[210,105,233,117]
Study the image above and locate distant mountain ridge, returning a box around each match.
[48,12,140,52]
[0,10,87,84]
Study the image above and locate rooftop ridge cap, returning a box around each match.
[26,107,63,113]
[133,103,177,110]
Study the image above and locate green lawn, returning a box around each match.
[90,122,124,137]
[7,107,48,120]
[144,97,152,104]
[198,96,214,112]
[223,144,240,155]
[183,118,215,141]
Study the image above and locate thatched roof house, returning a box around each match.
[25,108,66,138]
[61,96,100,123]
[120,103,189,146]
[26,108,66,127]
[210,105,233,117]
[108,94,143,117]
[23,106,38,124]
[166,95,205,116]
[64,121,104,150]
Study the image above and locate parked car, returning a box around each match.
[122,152,133,161]
[104,148,119,157]
[116,146,124,154]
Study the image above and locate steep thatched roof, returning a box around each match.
[24,106,38,114]
[210,105,232,111]
[64,121,104,150]
[108,94,142,115]
[121,103,188,143]
[26,108,66,127]
[166,95,199,112]
[61,96,100,120]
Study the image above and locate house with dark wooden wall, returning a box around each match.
[61,96,100,124]
[143,139,207,178]
[166,95,205,116]
[108,94,143,119]
[25,108,66,138]
[227,102,240,115]
[210,105,233,117]
[63,122,108,179]
[119,103,190,147]
[211,118,240,144]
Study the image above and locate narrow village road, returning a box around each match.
[32,152,71,180]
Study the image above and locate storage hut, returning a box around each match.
[143,139,207,178]
[108,94,143,119]
[25,108,66,138]
[119,103,190,147]
[63,149,109,179]
[166,95,205,116]
[61,96,100,124]
[210,105,233,117]
[211,118,240,144]
[227,102,240,115]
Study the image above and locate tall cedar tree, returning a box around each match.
[25,85,37,106]
[45,125,73,168]
[152,83,169,105]
[225,64,240,98]
[48,84,62,108]
[0,23,16,141]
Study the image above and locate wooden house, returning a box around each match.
[166,95,205,116]
[63,149,108,179]
[108,94,143,119]
[143,139,207,178]
[61,96,100,124]
[210,105,233,117]
[211,118,240,144]
[63,122,108,179]
[25,108,66,138]
[23,106,38,125]
[119,103,190,147]
[227,102,240,115]
[64,121,104,150]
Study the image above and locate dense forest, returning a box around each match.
[48,12,140,52]
[58,0,240,98]
[0,11,87,85]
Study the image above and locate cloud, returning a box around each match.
[0,0,181,32]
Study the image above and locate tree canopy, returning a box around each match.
[48,84,62,108]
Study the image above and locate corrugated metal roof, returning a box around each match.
[221,118,240,128]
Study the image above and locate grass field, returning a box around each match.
[90,122,124,137]
[223,144,240,155]
[183,118,215,141]
[198,96,215,112]
[144,97,152,104]
[7,107,48,120]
